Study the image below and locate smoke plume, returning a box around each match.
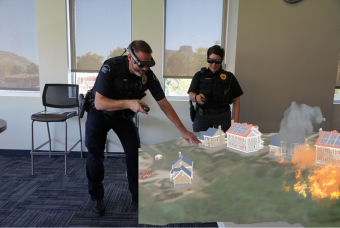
[278,102,324,145]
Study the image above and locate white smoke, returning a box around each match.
[278,102,325,145]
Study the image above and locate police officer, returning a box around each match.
[187,45,243,132]
[86,40,201,215]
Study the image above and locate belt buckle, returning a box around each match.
[199,108,204,115]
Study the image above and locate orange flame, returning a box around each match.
[294,181,307,198]
[291,143,316,170]
[308,165,340,200]
[295,170,302,180]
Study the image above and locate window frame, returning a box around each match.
[0,0,41,95]
[68,0,132,90]
[162,0,229,99]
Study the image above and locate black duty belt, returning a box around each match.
[198,106,230,115]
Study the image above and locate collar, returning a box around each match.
[207,67,223,76]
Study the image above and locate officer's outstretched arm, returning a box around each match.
[94,91,148,114]
[157,97,201,145]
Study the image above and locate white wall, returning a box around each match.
[235,0,340,133]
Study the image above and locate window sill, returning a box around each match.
[0,90,40,97]
[165,95,189,101]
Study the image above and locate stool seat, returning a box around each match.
[31,111,77,122]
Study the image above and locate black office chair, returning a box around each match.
[31,84,83,175]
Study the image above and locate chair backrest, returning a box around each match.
[42,84,79,108]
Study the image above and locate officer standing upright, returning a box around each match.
[85,40,201,215]
[187,45,243,132]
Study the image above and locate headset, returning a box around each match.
[126,42,155,68]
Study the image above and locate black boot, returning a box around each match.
[92,199,105,215]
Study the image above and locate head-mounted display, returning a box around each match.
[127,43,155,68]
[207,58,223,64]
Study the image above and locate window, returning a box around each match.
[69,0,131,94]
[0,0,40,93]
[249,139,251,143]
[216,137,219,142]
[164,0,225,98]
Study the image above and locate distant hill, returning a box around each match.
[0,51,35,68]
[165,45,194,65]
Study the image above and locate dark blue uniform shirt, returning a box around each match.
[92,56,165,101]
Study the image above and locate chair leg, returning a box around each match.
[78,116,83,158]
[65,121,67,175]
[46,122,51,158]
[31,120,35,175]
[105,135,108,159]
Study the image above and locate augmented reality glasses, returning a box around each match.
[207,58,223,64]
[127,43,156,68]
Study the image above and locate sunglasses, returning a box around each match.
[207,59,222,64]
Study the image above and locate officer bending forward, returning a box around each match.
[86,40,201,215]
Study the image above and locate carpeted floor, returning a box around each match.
[0,154,217,227]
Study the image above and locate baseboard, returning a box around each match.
[0,149,125,158]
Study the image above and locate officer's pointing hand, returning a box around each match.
[196,94,205,105]
[129,100,148,114]
[181,129,201,145]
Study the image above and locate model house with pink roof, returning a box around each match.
[226,123,263,153]
[315,130,340,166]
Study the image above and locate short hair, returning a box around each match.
[131,40,153,55]
[207,45,225,59]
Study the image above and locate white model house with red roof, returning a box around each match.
[315,130,340,166]
[226,123,263,153]
[170,152,193,187]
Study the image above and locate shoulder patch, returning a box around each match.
[101,64,111,74]
[153,73,159,82]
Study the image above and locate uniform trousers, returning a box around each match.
[193,110,232,132]
[85,107,140,202]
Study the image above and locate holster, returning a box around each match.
[189,100,196,122]
[79,89,94,118]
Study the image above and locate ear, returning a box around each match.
[127,54,132,60]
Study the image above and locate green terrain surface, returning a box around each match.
[139,133,340,226]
